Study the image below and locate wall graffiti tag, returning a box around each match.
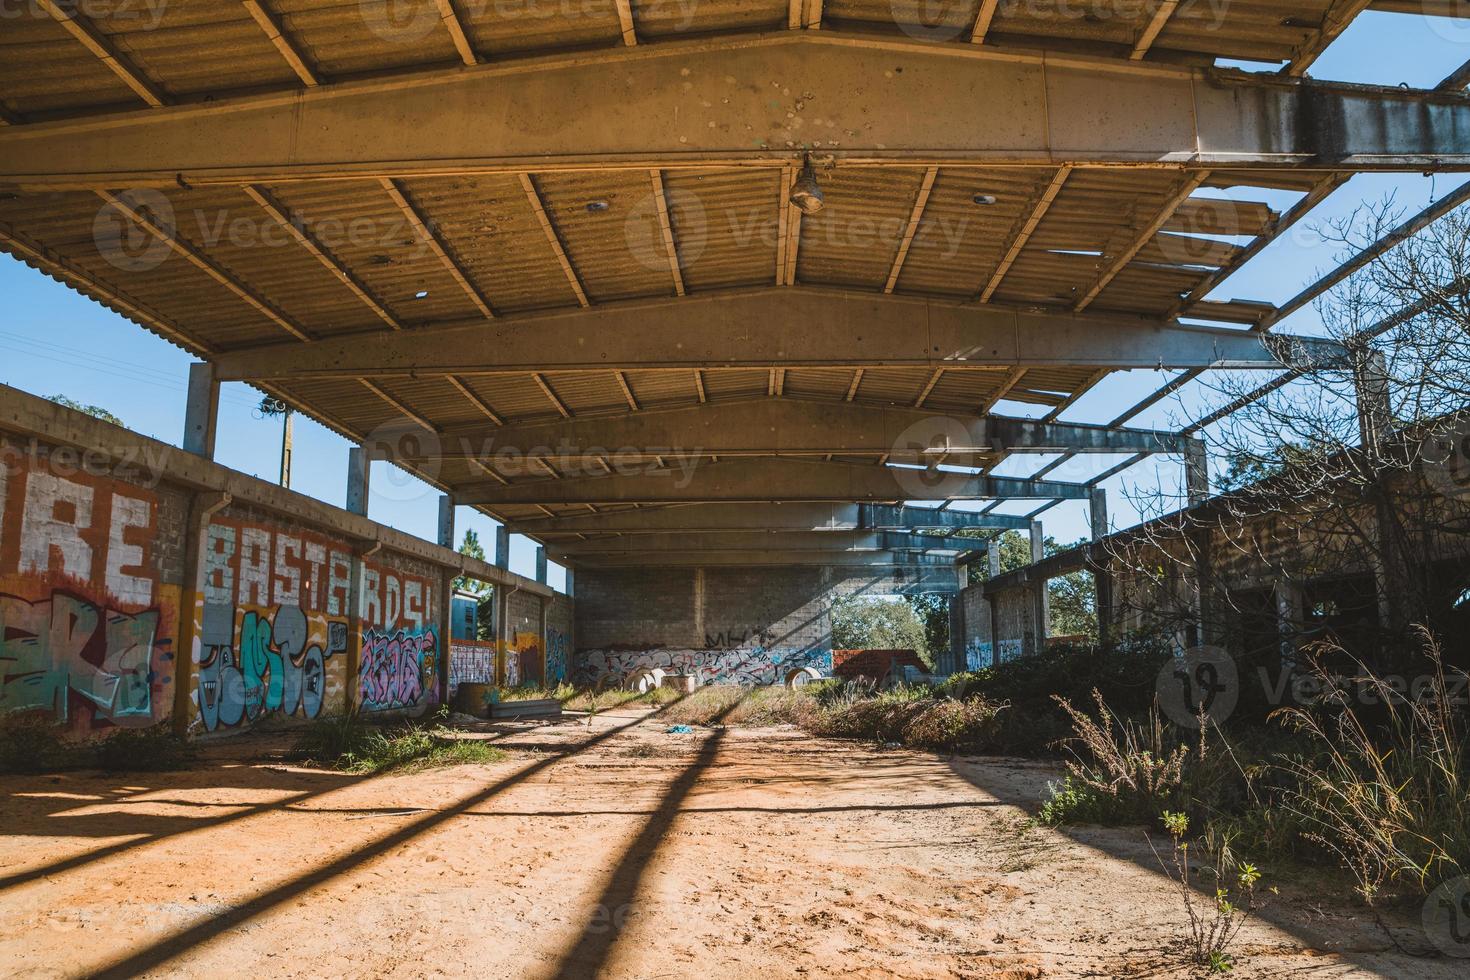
[546,627,569,685]
[194,602,347,732]
[574,646,833,688]
[360,626,437,711]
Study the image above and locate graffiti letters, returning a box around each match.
[194,603,345,732]
[546,627,569,685]
[574,647,833,688]
[0,592,166,726]
[360,626,437,711]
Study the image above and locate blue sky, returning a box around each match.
[2,11,1467,560]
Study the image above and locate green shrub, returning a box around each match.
[0,714,87,773]
[294,713,504,775]
[1038,776,1140,826]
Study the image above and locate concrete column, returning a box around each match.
[438,567,454,707]
[172,490,232,734]
[565,568,575,598]
[346,446,371,517]
[1354,349,1399,640]
[1274,580,1305,676]
[1183,438,1213,645]
[182,362,220,459]
[437,494,455,549]
[535,545,548,585]
[279,411,293,489]
[1029,521,1048,654]
[947,591,965,676]
[494,525,510,570]
[1090,489,1113,645]
[347,542,382,713]
[987,539,1001,580]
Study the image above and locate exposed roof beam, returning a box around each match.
[981,164,1071,302]
[95,191,311,342]
[649,170,685,296]
[455,458,1091,505]
[360,380,436,431]
[1074,173,1209,311]
[615,371,640,411]
[241,0,320,86]
[885,166,937,293]
[434,0,478,66]
[1282,0,1374,77]
[532,373,572,418]
[1130,0,1180,60]
[693,370,707,403]
[11,33,1470,189]
[1439,57,1470,93]
[978,366,1027,415]
[970,0,1000,43]
[423,399,1192,459]
[613,0,638,45]
[506,502,1029,533]
[446,376,504,425]
[521,173,590,308]
[568,551,960,570]
[37,0,166,108]
[211,287,1338,381]
[845,369,864,402]
[546,530,983,556]
[780,167,802,286]
[243,184,401,330]
[380,177,495,318]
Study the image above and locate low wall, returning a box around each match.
[831,649,924,680]
[0,385,555,739]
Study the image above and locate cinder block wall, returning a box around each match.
[572,566,835,686]
[0,387,556,739]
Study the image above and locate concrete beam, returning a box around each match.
[8,32,1470,189]
[506,502,1030,534]
[429,399,1190,461]
[544,530,984,556]
[456,459,1091,505]
[570,550,960,568]
[210,289,1340,382]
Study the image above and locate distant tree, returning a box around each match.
[970,528,1099,639]
[831,594,929,663]
[903,592,949,668]
[454,529,487,594]
[49,395,121,426]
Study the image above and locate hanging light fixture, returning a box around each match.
[789,154,825,215]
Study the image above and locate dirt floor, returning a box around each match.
[1,704,1461,979]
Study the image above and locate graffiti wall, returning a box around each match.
[503,589,543,688]
[545,594,572,686]
[192,515,351,732]
[448,638,496,699]
[573,647,833,688]
[359,557,439,713]
[0,450,181,734]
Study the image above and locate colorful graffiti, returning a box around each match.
[194,602,346,732]
[545,627,569,685]
[573,647,833,688]
[0,592,169,725]
[360,626,437,711]
[448,638,495,698]
[964,641,992,671]
[512,631,542,688]
[0,456,174,731]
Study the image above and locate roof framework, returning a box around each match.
[1,0,1463,570]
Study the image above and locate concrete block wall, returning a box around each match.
[959,585,994,670]
[0,387,555,739]
[503,587,544,687]
[572,565,834,686]
[545,593,573,686]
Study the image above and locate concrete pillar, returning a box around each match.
[494,525,510,570]
[535,545,548,585]
[279,411,293,489]
[565,568,575,598]
[437,494,455,549]
[1184,437,1210,506]
[1354,349,1399,640]
[182,362,220,459]
[1274,580,1305,676]
[1183,438,1213,645]
[1029,521,1048,654]
[438,566,454,707]
[347,542,382,713]
[987,539,1001,580]
[947,591,965,676]
[346,446,371,517]
[172,491,232,734]
[1090,490,1113,644]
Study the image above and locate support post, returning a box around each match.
[346,446,371,517]
[347,542,382,714]
[1028,520,1048,656]
[1274,579,1305,678]
[279,411,293,489]
[987,541,1001,666]
[437,494,456,549]
[182,362,220,459]
[565,568,575,598]
[535,545,548,585]
[172,491,232,735]
[1090,489,1113,645]
[1354,349,1400,644]
[947,588,965,676]
[1184,437,1210,506]
[495,524,510,570]
[1184,438,1213,646]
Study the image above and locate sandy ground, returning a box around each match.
[0,704,1460,979]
